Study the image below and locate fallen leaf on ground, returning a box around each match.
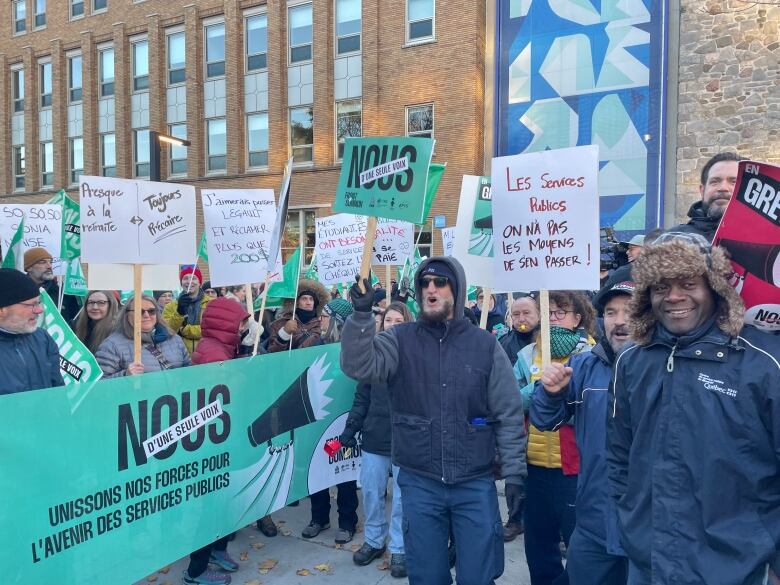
[314,563,331,572]
[280,528,292,536]
[240,551,249,561]
[248,534,257,539]
[296,569,311,576]
[258,559,278,574]
[377,561,390,571]
[146,576,158,582]
[334,544,343,550]
[244,580,262,585]
[250,542,265,550]
[350,544,361,552]
[158,567,171,574]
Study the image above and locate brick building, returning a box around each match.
[0,0,488,261]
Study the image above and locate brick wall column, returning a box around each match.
[225,0,243,176]
[184,5,203,179]
[23,47,38,191]
[312,0,333,167]
[147,14,165,179]
[81,31,97,177]
[0,54,9,195]
[267,0,286,173]
[51,39,68,189]
[113,23,130,179]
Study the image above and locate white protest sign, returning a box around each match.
[87,264,180,290]
[0,203,64,274]
[315,214,367,285]
[491,145,600,291]
[372,219,413,265]
[79,176,196,264]
[201,189,276,287]
[441,227,456,257]
[453,176,498,289]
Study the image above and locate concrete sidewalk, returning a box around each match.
[135,482,531,585]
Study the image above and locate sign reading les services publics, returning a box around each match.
[491,146,600,292]
[713,160,780,331]
[334,137,435,223]
[79,176,196,265]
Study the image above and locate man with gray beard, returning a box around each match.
[340,257,527,585]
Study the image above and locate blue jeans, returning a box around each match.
[566,527,627,585]
[524,464,577,585]
[360,451,404,553]
[397,469,503,585]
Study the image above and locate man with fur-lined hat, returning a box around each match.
[607,232,780,585]
[267,278,330,352]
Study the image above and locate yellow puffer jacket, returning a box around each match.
[162,294,214,355]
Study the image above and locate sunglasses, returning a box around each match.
[420,276,449,288]
[128,308,158,316]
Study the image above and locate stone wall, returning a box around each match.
[675,0,780,222]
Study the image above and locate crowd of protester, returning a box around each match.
[1,152,778,585]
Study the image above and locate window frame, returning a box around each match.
[166,29,186,86]
[33,0,46,29]
[405,103,434,139]
[204,21,226,80]
[68,53,83,103]
[406,0,435,43]
[282,208,317,266]
[92,0,107,14]
[246,112,269,170]
[99,47,115,98]
[100,133,116,177]
[288,3,313,65]
[335,99,362,162]
[69,137,84,186]
[168,123,188,177]
[12,67,25,113]
[245,11,268,73]
[39,60,52,109]
[131,39,149,92]
[134,129,150,178]
[335,0,361,56]
[206,118,227,173]
[70,0,85,19]
[40,141,54,188]
[289,106,314,166]
[13,0,26,35]
[13,146,25,192]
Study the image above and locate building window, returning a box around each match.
[132,41,149,91]
[101,134,116,177]
[289,4,313,64]
[336,99,362,160]
[12,69,24,113]
[13,0,25,33]
[205,23,225,79]
[283,209,316,265]
[41,142,54,188]
[71,0,84,18]
[134,130,150,178]
[247,113,269,169]
[34,0,46,28]
[336,0,361,55]
[167,31,185,85]
[169,124,188,176]
[93,0,107,12]
[69,138,84,185]
[207,119,227,172]
[407,0,434,42]
[40,62,52,108]
[406,103,433,138]
[246,14,268,71]
[13,146,25,191]
[68,55,82,103]
[100,49,114,97]
[290,106,313,164]
[414,224,432,257]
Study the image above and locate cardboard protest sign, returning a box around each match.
[491,146,600,292]
[315,214,368,285]
[200,189,276,287]
[39,289,102,385]
[713,160,780,330]
[0,344,359,585]
[87,264,179,291]
[334,137,435,223]
[372,219,413,265]
[78,176,196,265]
[0,203,64,273]
[453,176,495,288]
[441,226,455,257]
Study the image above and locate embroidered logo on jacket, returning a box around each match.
[697,373,737,398]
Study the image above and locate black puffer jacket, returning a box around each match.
[0,328,64,394]
[343,382,391,456]
[671,200,720,242]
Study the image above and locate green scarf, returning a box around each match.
[549,326,581,358]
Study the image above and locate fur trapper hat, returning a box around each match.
[629,234,744,344]
[296,278,331,315]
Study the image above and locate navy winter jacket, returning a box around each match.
[607,321,780,585]
[530,341,624,556]
[0,327,64,394]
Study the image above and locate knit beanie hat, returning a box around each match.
[323,298,354,324]
[629,231,744,344]
[0,268,40,308]
[24,247,53,271]
[418,260,459,301]
[179,265,203,284]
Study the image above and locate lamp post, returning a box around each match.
[149,130,191,182]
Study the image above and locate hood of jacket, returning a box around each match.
[684,200,720,235]
[413,256,468,320]
[200,297,250,349]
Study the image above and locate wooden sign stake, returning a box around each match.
[251,272,272,357]
[479,287,491,330]
[358,216,378,293]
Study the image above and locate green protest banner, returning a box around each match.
[420,163,446,226]
[1,344,359,584]
[1,215,25,270]
[47,190,81,261]
[197,232,209,262]
[334,136,435,223]
[64,259,88,297]
[39,288,102,386]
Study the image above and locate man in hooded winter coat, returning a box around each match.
[267,279,330,352]
[340,257,527,585]
[607,232,780,585]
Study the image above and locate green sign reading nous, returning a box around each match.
[334,136,435,223]
[1,344,359,584]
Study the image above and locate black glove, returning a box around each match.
[176,293,193,315]
[349,276,374,313]
[339,429,358,448]
[505,482,526,519]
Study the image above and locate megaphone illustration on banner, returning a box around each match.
[247,354,335,447]
[718,238,780,288]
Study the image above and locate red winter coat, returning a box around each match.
[191,297,250,365]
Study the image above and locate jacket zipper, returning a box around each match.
[666,343,677,372]
[440,337,446,483]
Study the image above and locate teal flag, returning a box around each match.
[64,259,88,297]
[120,289,153,304]
[334,136,435,223]
[47,190,81,261]
[1,344,358,584]
[197,232,209,262]
[39,289,102,386]
[1,215,25,270]
[267,247,301,299]
[419,163,446,226]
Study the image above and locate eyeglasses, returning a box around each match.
[18,300,43,311]
[87,300,109,307]
[420,276,449,288]
[128,308,158,316]
[549,309,574,320]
